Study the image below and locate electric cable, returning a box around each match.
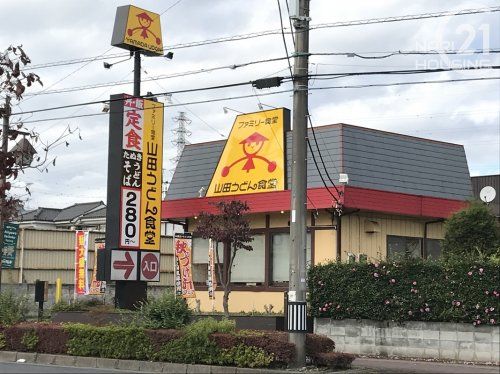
[25,6,500,71]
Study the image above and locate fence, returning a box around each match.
[1,228,174,287]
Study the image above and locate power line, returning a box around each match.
[22,63,499,100]
[277,0,294,78]
[308,76,500,91]
[307,114,342,197]
[309,6,500,31]
[25,6,500,71]
[12,76,499,126]
[24,56,291,97]
[311,48,500,59]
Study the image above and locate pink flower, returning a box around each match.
[490,319,496,324]
[468,271,473,276]
[408,311,413,316]
[425,307,430,312]
[420,308,424,312]
[412,281,417,286]
[479,268,484,274]
[384,300,390,305]
[490,307,495,312]
[485,290,490,295]
[374,263,379,268]
[476,320,481,325]
[318,307,322,311]
[336,305,341,309]
[473,321,477,326]
[389,279,396,284]
[455,301,461,307]
[373,273,379,278]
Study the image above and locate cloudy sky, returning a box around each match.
[1,0,499,210]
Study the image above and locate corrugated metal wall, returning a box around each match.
[1,229,174,286]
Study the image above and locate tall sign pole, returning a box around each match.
[98,5,164,308]
[0,96,11,292]
[288,0,310,367]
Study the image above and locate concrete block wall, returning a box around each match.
[315,318,499,363]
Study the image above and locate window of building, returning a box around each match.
[387,235,421,259]
[425,238,443,259]
[192,237,223,284]
[232,234,265,284]
[271,232,311,283]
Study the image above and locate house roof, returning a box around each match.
[53,201,104,222]
[166,123,472,202]
[19,207,62,222]
[79,205,107,219]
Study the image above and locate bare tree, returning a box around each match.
[195,200,253,317]
[1,45,80,288]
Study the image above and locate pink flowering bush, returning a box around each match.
[308,259,499,325]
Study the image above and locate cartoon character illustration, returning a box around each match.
[221,132,277,177]
[127,12,161,45]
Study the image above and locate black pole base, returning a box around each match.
[115,281,147,309]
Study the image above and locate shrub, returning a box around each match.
[21,330,38,351]
[312,352,355,369]
[218,344,274,368]
[0,332,6,350]
[65,323,152,360]
[0,292,28,326]
[308,259,499,325]
[51,299,104,313]
[155,318,234,364]
[443,201,500,260]
[136,293,192,329]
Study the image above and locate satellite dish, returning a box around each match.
[480,186,496,203]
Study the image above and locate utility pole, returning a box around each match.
[0,96,11,292]
[289,0,310,367]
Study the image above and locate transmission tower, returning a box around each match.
[171,111,192,169]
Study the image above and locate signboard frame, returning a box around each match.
[98,94,163,282]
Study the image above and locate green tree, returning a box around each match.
[443,201,500,260]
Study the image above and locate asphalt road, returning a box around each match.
[0,362,139,373]
[353,357,500,374]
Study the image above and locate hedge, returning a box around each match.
[0,320,354,369]
[308,259,499,325]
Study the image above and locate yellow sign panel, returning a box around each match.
[207,109,289,197]
[111,5,163,56]
[140,99,164,250]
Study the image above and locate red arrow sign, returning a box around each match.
[113,252,135,279]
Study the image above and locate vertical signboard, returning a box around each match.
[173,233,196,298]
[74,231,89,296]
[208,239,216,300]
[101,94,163,282]
[1,223,19,268]
[88,239,106,295]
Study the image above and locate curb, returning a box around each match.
[0,351,325,373]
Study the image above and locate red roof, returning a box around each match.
[161,185,466,219]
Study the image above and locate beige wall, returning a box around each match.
[185,210,445,313]
[340,212,445,262]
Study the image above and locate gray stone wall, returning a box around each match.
[315,318,499,363]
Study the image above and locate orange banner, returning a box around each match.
[88,241,106,295]
[74,231,89,296]
[174,233,196,298]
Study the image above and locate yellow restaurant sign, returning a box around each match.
[111,5,163,56]
[207,109,290,197]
